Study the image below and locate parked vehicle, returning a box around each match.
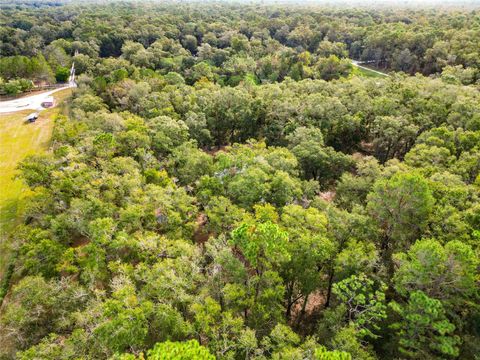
[26,112,38,123]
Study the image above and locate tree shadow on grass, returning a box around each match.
[0,197,21,281]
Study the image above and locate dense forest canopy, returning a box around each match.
[1,0,480,86]
[0,1,479,359]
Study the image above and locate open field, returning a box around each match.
[0,88,72,280]
[352,65,388,78]
[351,61,389,78]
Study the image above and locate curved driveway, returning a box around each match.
[0,62,76,114]
[0,86,72,114]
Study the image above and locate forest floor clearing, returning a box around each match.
[0,88,72,280]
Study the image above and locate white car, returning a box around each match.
[26,112,39,123]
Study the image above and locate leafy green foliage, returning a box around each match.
[147,340,215,360]
[368,172,434,243]
[391,291,461,359]
[55,66,70,82]
[1,2,480,360]
[332,274,387,339]
[393,239,478,306]
[231,220,290,271]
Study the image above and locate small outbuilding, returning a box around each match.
[41,96,55,108]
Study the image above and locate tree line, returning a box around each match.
[1,1,479,85]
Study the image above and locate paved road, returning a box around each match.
[351,60,390,77]
[0,86,71,114]
[0,62,76,114]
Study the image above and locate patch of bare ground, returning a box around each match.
[71,235,90,248]
[360,141,374,154]
[193,213,211,245]
[319,190,336,202]
[290,290,326,333]
[204,145,227,156]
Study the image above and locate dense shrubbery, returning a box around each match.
[0,77,34,95]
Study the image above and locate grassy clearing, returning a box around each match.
[352,65,388,78]
[0,89,72,280]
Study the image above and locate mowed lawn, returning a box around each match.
[0,89,72,278]
[352,64,388,78]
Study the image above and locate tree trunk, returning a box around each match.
[324,268,335,308]
[285,281,294,320]
[296,293,309,326]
